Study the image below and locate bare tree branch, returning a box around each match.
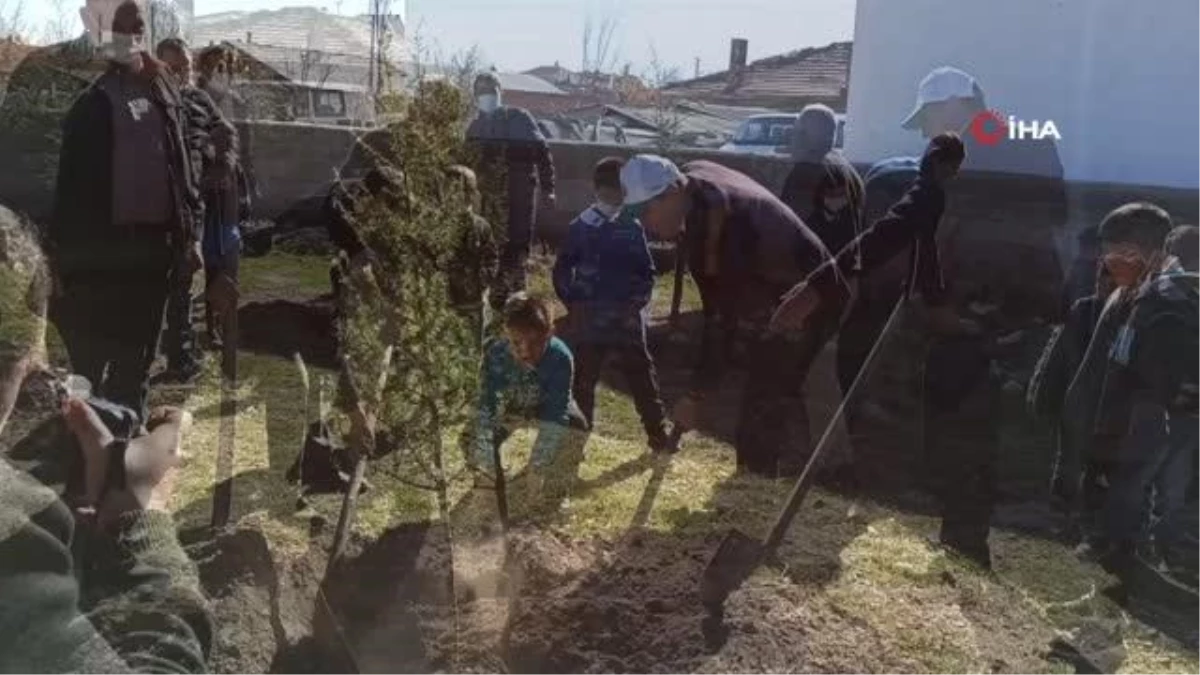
[0,0,27,41]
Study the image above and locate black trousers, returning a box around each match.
[163,267,198,370]
[52,238,175,421]
[923,334,998,563]
[836,282,904,427]
[488,183,537,308]
[570,335,669,441]
[735,310,841,476]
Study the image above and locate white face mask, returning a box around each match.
[476,93,499,113]
[595,201,621,218]
[206,73,230,96]
[106,32,144,66]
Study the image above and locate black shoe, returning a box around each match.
[649,425,682,455]
[161,361,203,385]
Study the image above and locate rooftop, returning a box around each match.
[663,41,852,110]
[194,7,406,64]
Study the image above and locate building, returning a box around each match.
[845,0,1197,188]
[662,40,852,112]
[553,100,781,148]
[0,39,37,104]
[494,72,574,115]
[193,6,407,125]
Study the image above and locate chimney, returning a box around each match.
[246,31,252,44]
[729,38,748,73]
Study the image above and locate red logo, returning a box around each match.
[970,109,1008,146]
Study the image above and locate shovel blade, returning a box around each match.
[701,528,765,607]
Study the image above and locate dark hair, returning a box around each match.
[1165,224,1198,271]
[593,157,624,193]
[196,45,230,76]
[502,292,553,334]
[1098,202,1174,253]
[925,132,966,165]
[155,37,189,59]
[0,207,49,371]
[473,71,502,93]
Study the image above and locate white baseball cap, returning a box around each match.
[900,66,983,130]
[620,154,684,206]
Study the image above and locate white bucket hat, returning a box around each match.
[620,154,684,206]
[901,66,983,130]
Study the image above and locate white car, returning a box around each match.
[720,113,846,156]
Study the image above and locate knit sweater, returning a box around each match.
[0,459,211,673]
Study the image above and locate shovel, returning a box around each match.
[701,294,908,610]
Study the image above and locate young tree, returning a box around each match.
[327,76,483,667]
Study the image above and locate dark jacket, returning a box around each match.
[1028,294,1106,419]
[844,170,949,307]
[51,65,202,274]
[552,205,655,343]
[781,151,865,269]
[0,37,105,224]
[1098,264,1199,424]
[0,458,211,672]
[448,211,499,311]
[466,106,555,247]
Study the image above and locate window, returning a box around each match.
[314,89,346,117]
[732,116,798,145]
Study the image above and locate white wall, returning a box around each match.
[844,0,1199,188]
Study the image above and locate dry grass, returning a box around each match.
[166,251,1197,673]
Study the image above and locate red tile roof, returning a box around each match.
[662,41,852,109]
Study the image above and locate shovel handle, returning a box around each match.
[761,295,907,554]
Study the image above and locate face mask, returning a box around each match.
[206,73,230,96]
[476,93,499,113]
[823,196,849,214]
[106,32,144,66]
[595,201,621,219]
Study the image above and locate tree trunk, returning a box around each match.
[327,453,368,573]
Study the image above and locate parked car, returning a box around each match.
[720,112,847,156]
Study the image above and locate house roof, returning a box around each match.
[0,40,37,75]
[194,7,407,65]
[496,72,566,95]
[663,41,852,109]
[560,100,779,146]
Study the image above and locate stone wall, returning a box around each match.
[240,120,360,219]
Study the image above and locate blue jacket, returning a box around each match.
[552,205,655,342]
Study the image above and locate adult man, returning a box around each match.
[879,67,1068,568]
[0,0,128,222]
[51,0,201,420]
[465,72,556,308]
[195,45,258,212]
[622,154,850,476]
[158,38,243,372]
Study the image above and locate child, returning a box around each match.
[443,165,499,340]
[1081,203,1188,574]
[552,157,676,453]
[1108,219,1197,573]
[468,293,588,497]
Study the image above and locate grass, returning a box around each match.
[167,251,1198,673]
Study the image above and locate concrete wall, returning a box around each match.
[243,124,1199,265]
[240,120,362,219]
[845,0,1200,188]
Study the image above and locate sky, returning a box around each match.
[17,0,856,77]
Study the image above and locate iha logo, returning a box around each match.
[969,109,1062,146]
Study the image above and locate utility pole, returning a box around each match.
[694,57,700,79]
